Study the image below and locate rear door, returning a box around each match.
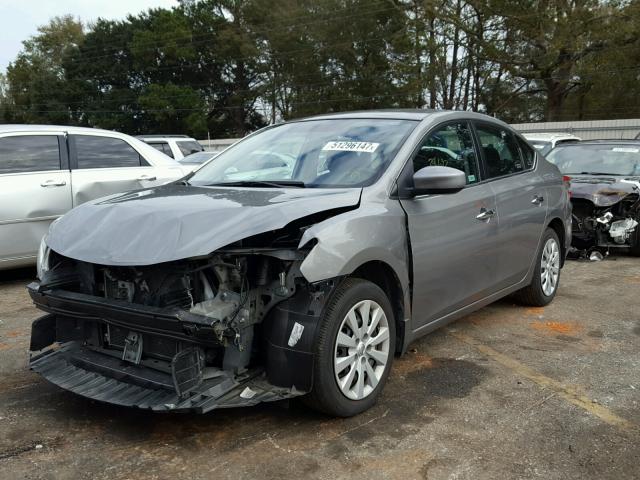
[0,132,72,265]
[473,122,547,289]
[399,121,499,329]
[69,134,174,206]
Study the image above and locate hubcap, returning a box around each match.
[541,238,560,296]
[333,299,390,400]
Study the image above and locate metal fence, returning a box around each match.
[511,118,640,140]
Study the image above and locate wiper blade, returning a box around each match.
[207,180,306,188]
[176,170,196,185]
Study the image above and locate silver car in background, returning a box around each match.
[0,125,188,269]
[523,132,581,156]
[28,110,571,417]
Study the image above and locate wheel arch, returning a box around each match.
[547,217,566,267]
[351,260,406,354]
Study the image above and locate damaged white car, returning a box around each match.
[29,111,571,417]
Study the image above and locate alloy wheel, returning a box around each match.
[540,238,560,296]
[333,299,390,400]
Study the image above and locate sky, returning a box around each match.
[0,0,178,73]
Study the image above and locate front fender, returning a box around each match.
[298,203,409,286]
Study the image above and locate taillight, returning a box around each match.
[562,175,572,198]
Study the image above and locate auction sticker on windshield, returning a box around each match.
[322,141,380,153]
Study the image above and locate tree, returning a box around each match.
[5,15,84,124]
[0,73,10,122]
[2,0,638,132]
[466,0,627,121]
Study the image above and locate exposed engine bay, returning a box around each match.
[28,242,336,412]
[570,179,640,255]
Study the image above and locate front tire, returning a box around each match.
[629,222,640,256]
[304,278,395,417]
[514,228,562,306]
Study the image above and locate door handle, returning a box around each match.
[531,195,544,205]
[476,208,495,221]
[137,175,157,181]
[40,179,67,187]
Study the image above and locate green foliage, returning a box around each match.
[1,0,639,135]
[5,15,84,124]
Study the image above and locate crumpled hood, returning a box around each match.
[47,184,361,265]
[569,175,640,207]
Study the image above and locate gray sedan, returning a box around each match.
[28,110,571,417]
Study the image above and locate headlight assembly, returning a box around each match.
[36,235,51,280]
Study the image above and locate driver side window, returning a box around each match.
[413,122,480,185]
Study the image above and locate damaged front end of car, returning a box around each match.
[27,192,360,413]
[570,178,640,254]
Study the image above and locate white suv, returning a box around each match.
[523,132,581,156]
[0,125,189,270]
[137,135,204,160]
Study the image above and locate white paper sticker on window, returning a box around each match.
[322,141,380,153]
[612,147,639,153]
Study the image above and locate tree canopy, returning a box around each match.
[1,0,639,137]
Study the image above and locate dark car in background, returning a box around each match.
[546,141,640,255]
[28,110,570,417]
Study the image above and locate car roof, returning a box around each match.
[0,124,132,136]
[299,109,436,121]
[554,139,640,148]
[578,139,640,144]
[137,135,198,141]
[135,134,191,139]
[293,109,512,127]
[522,132,581,141]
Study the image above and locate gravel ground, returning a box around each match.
[0,257,638,480]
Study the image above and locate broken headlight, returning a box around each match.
[36,235,51,280]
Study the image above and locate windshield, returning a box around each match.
[189,118,417,188]
[177,140,204,156]
[528,140,552,156]
[546,144,640,176]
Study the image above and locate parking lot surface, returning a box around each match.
[0,258,638,480]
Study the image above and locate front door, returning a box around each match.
[0,133,72,266]
[399,121,499,329]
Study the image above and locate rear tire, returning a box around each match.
[514,228,561,307]
[303,278,395,417]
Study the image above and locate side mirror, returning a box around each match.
[412,166,466,195]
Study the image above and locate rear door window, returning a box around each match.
[474,123,525,178]
[0,135,61,174]
[517,137,536,169]
[73,135,143,169]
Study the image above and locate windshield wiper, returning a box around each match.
[207,180,306,188]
